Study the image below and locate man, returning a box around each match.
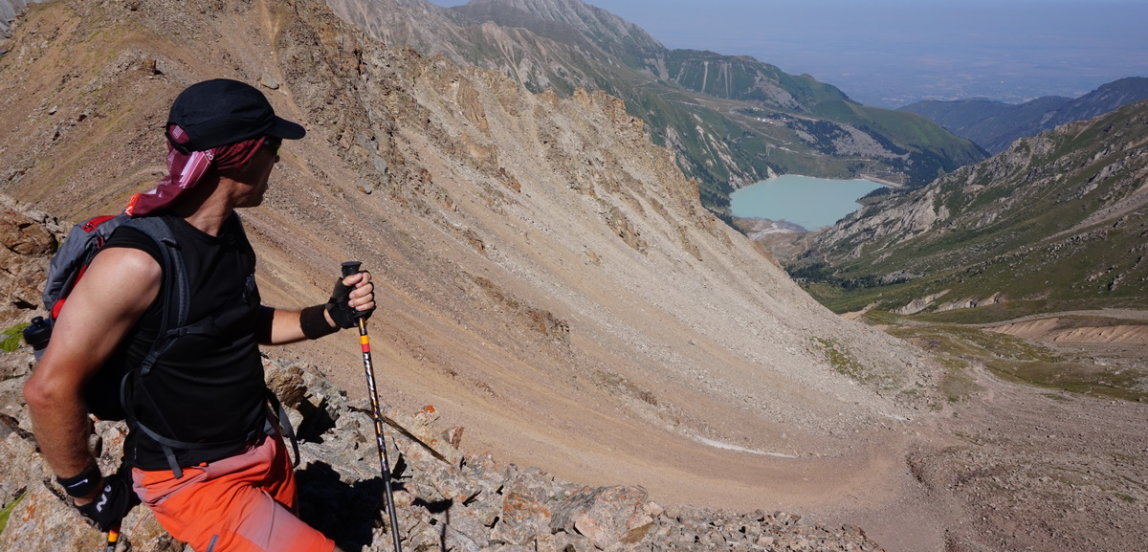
[24,79,371,552]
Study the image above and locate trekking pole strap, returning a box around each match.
[265,392,300,468]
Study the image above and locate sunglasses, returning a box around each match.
[263,137,282,155]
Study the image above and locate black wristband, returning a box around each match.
[56,462,103,498]
[300,304,339,339]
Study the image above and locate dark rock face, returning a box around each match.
[0,200,60,327]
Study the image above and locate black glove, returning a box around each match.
[76,471,141,532]
[325,274,374,328]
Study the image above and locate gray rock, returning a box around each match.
[552,486,655,548]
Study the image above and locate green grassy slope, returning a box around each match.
[658,50,986,184]
[793,100,1148,320]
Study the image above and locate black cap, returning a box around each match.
[167,79,306,152]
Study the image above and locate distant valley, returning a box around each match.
[793,99,1148,320]
[901,76,1148,154]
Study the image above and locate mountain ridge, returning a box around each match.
[467,0,988,187]
[901,76,1148,154]
[457,0,665,62]
[326,0,986,215]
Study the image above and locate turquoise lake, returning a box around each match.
[729,175,884,230]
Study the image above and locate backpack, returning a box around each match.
[25,212,298,477]
[25,213,192,421]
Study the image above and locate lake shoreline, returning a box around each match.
[857,173,903,188]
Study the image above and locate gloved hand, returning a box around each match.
[76,471,141,532]
[325,271,375,328]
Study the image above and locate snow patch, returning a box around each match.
[690,435,800,458]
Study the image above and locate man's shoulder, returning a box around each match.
[91,245,162,276]
[105,220,168,264]
[66,245,162,320]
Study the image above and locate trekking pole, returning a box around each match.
[342,261,403,552]
[105,525,120,552]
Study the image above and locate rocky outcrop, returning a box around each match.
[324,0,985,212]
[0,353,884,551]
[0,196,63,328]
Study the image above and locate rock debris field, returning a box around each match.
[0,356,883,552]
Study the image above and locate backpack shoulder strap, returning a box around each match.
[43,213,131,318]
[118,216,191,376]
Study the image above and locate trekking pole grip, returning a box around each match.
[340,261,366,330]
[341,261,363,278]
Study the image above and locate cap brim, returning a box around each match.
[267,117,306,140]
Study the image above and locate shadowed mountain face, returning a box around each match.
[794,100,1148,318]
[0,0,935,520]
[902,77,1148,154]
[325,0,987,215]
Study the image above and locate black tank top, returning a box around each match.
[104,213,267,469]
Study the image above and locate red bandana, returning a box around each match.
[126,124,266,216]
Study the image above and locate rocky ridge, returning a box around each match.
[902,76,1148,154]
[324,0,986,211]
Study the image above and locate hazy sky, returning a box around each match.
[428,0,1148,107]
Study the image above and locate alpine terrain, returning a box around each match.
[901,76,1148,154]
[324,0,987,216]
[786,100,1148,549]
[795,100,1148,319]
[0,1,1146,552]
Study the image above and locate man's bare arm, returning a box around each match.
[23,247,160,495]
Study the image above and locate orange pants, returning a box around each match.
[132,435,335,552]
